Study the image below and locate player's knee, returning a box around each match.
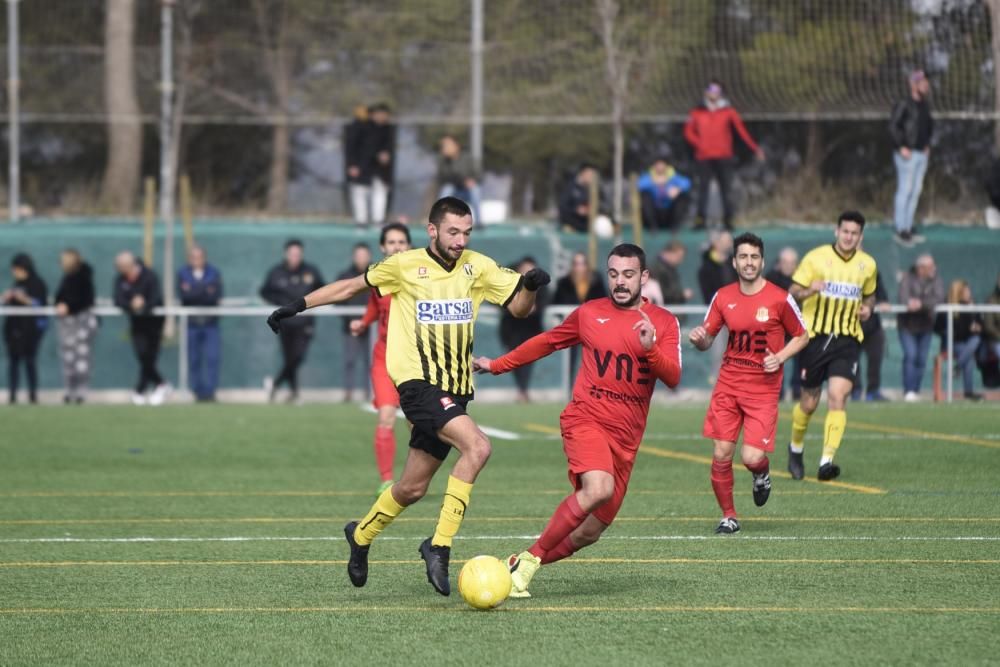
[462,432,492,470]
[741,449,765,467]
[393,479,429,505]
[377,414,395,430]
[579,478,614,510]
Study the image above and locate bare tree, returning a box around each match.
[252,0,293,213]
[101,0,142,212]
[988,0,1000,150]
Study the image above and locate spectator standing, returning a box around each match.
[890,69,933,246]
[649,241,693,312]
[553,252,607,383]
[558,165,601,233]
[684,80,764,229]
[437,135,480,224]
[765,246,803,400]
[54,249,97,404]
[344,105,372,224]
[897,253,944,401]
[499,256,548,403]
[260,240,325,403]
[367,102,396,224]
[3,253,48,404]
[637,157,692,231]
[177,245,223,403]
[935,280,984,402]
[698,231,737,384]
[853,270,890,402]
[337,243,373,403]
[983,272,1000,360]
[113,251,168,406]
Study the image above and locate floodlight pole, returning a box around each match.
[470,0,483,173]
[160,0,176,339]
[7,0,20,222]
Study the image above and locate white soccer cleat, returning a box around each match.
[149,383,171,406]
[904,391,920,403]
[131,392,147,406]
[507,551,541,598]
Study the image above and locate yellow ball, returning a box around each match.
[457,555,513,610]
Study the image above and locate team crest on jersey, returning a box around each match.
[463,263,474,277]
[755,307,769,322]
[418,266,428,278]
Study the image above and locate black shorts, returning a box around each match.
[799,334,860,389]
[397,380,472,461]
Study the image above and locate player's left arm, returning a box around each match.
[857,263,879,322]
[505,268,551,317]
[636,308,682,388]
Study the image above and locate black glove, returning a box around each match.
[522,268,551,292]
[267,297,307,333]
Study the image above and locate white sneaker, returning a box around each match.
[904,391,920,403]
[131,392,147,406]
[149,383,171,406]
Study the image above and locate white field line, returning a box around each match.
[2,535,999,544]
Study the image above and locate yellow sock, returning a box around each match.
[431,475,474,548]
[354,486,406,546]
[790,403,812,450]
[822,409,847,463]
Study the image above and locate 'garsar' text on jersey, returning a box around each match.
[416,299,474,324]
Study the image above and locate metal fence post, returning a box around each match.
[178,312,188,392]
[946,305,954,404]
[160,1,176,336]
[470,0,484,173]
[7,0,20,222]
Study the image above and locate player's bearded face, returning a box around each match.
[607,257,645,308]
[429,214,473,262]
[733,246,763,282]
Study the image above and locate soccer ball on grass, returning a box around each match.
[457,555,512,610]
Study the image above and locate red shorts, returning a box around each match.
[561,419,637,526]
[371,345,399,409]
[702,388,778,451]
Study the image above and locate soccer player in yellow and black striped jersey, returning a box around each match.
[787,210,877,482]
[266,197,550,596]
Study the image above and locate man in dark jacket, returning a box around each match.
[114,251,168,406]
[3,253,48,404]
[697,231,736,384]
[55,248,97,404]
[853,270,890,402]
[437,135,480,225]
[898,253,944,401]
[553,251,607,384]
[890,69,933,246]
[178,245,223,402]
[765,246,802,400]
[684,80,764,229]
[337,242,372,403]
[344,105,373,225]
[499,256,548,403]
[367,103,395,224]
[260,239,325,403]
[557,165,601,233]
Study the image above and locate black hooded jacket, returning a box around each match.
[55,262,96,315]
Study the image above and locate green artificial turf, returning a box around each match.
[1,402,998,666]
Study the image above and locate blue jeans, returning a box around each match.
[893,150,929,233]
[899,329,932,394]
[953,336,981,395]
[439,183,481,226]
[188,323,221,399]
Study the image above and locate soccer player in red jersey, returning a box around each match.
[349,222,412,495]
[472,244,682,598]
[689,233,809,534]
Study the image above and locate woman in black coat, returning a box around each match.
[54,249,97,403]
[3,253,48,404]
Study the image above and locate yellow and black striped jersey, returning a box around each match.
[365,247,523,395]
[792,244,877,342]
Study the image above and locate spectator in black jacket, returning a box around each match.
[649,240,693,310]
[178,245,223,402]
[55,249,97,404]
[697,231,736,384]
[367,103,395,224]
[260,239,325,403]
[3,253,48,404]
[553,252,606,384]
[853,270,890,402]
[765,246,802,400]
[557,165,601,233]
[337,242,372,403]
[890,69,933,246]
[113,251,168,406]
[500,256,548,403]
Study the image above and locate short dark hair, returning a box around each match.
[608,243,646,272]
[733,232,764,256]
[380,221,411,245]
[352,242,371,252]
[837,210,866,230]
[284,239,303,250]
[429,196,472,225]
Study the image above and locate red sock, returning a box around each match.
[710,458,736,518]
[528,494,587,559]
[541,535,578,565]
[744,456,769,476]
[374,425,396,482]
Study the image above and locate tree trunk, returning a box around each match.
[265,13,291,212]
[802,117,823,182]
[988,0,1000,150]
[101,0,142,212]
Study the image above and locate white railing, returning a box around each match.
[1,303,998,403]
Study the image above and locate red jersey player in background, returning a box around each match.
[689,233,809,534]
[473,244,682,598]
[349,222,411,495]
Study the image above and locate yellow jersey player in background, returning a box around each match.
[266,197,550,596]
[787,211,877,481]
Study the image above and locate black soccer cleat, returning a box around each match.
[752,472,771,507]
[715,517,740,535]
[817,462,841,481]
[419,537,451,596]
[787,445,804,480]
[343,521,370,587]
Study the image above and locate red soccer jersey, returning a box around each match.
[703,280,806,397]
[360,289,391,348]
[491,297,682,454]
